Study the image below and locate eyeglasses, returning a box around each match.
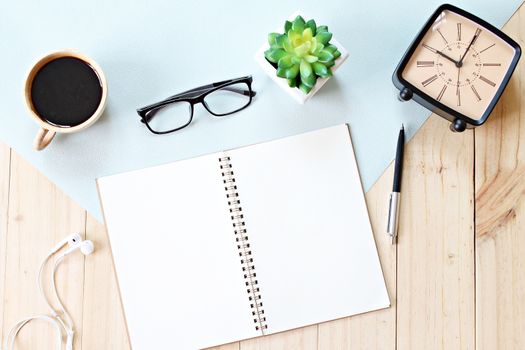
[137,76,256,134]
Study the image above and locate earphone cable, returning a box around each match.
[4,247,73,350]
[5,315,63,350]
[37,251,73,333]
[51,255,74,331]
[37,252,58,316]
[3,235,91,350]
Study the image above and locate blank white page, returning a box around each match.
[97,153,258,349]
[229,124,390,334]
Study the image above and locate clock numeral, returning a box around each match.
[482,63,501,67]
[471,85,482,101]
[422,74,438,87]
[457,23,462,41]
[437,84,447,102]
[417,60,435,67]
[422,43,437,53]
[478,43,495,54]
[479,75,496,87]
[436,28,448,44]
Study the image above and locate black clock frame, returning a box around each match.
[392,3,521,132]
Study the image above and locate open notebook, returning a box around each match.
[97,124,390,349]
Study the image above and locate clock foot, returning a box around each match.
[450,118,467,132]
[398,88,413,101]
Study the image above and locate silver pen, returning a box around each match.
[387,125,405,244]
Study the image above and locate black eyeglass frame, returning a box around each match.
[137,76,256,134]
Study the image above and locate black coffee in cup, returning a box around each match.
[30,57,103,127]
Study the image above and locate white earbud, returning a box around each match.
[60,240,94,258]
[50,233,82,254]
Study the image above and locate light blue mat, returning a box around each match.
[0,0,522,221]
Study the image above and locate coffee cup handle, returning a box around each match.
[33,128,56,151]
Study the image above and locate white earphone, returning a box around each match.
[50,233,82,253]
[58,239,94,258]
[5,233,94,350]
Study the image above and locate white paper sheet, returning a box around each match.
[230,124,390,334]
[98,153,257,349]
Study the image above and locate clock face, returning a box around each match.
[401,9,517,121]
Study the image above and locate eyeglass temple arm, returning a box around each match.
[164,76,255,100]
[141,86,256,123]
[167,82,256,100]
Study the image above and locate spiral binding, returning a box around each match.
[219,154,268,334]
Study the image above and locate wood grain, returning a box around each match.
[1,153,86,349]
[396,116,475,350]
[0,142,11,346]
[475,4,525,349]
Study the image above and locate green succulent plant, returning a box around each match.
[264,15,341,94]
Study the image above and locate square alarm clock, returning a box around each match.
[393,4,521,132]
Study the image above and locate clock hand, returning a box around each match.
[423,44,460,66]
[459,28,482,66]
[456,56,461,106]
[438,50,461,67]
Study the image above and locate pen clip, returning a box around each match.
[387,193,393,234]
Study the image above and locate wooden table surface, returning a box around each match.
[1,4,524,349]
